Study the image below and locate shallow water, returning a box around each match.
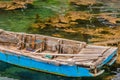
[0,0,120,80]
[0,61,110,80]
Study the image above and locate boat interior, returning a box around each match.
[0,29,117,68]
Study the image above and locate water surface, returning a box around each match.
[0,0,120,80]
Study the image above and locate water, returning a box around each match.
[111,68,120,80]
[0,1,84,80]
[0,0,120,80]
[0,61,80,80]
[0,61,110,80]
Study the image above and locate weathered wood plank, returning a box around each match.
[32,53,101,57]
[0,29,117,67]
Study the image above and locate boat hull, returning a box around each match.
[0,49,117,77]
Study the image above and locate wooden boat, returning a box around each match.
[0,29,118,77]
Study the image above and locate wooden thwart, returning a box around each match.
[32,53,101,57]
[0,29,117,67]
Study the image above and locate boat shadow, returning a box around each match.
[0,61,106,80]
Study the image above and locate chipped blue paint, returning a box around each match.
[108,57,117,66]
[97,50,117,68]
[0,48,117,77]
[103,50,117,64]
[0,52,92,77]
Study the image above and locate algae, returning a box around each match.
[0,0,120,80]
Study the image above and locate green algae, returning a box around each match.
[0,0,119,80]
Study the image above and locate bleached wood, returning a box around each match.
[0,29,118,67]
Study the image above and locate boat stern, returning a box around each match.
[97,47,118,68]
[90,47,118,77]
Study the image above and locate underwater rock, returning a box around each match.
[65,11,90,21]
[99,0,119,3]
[31,11,91,29]
[69,0,96,6]
[0,0,33,10]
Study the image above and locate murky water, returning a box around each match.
[0,0,120,80]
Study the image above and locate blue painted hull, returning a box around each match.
[0,49,117,77]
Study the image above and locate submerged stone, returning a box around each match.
[0,0,33,10]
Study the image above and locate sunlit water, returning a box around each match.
[0,0,120,80]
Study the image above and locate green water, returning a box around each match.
[0,0,119,80]
[0,1,81,80]
[0,0,69,32]
[0,61,111,80]
[0,7,55,32]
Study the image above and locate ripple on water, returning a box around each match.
[112,68,120,80]
[0,77,18,80]
[112,73,120,80]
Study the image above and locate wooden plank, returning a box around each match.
[75,61,93,66]
[55,58,95,62]
[73,57,98,59]
[93,57,104,66]
[31,53,101,57]
[103,47,117,56]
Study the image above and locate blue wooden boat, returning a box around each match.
[0,29,118,77]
